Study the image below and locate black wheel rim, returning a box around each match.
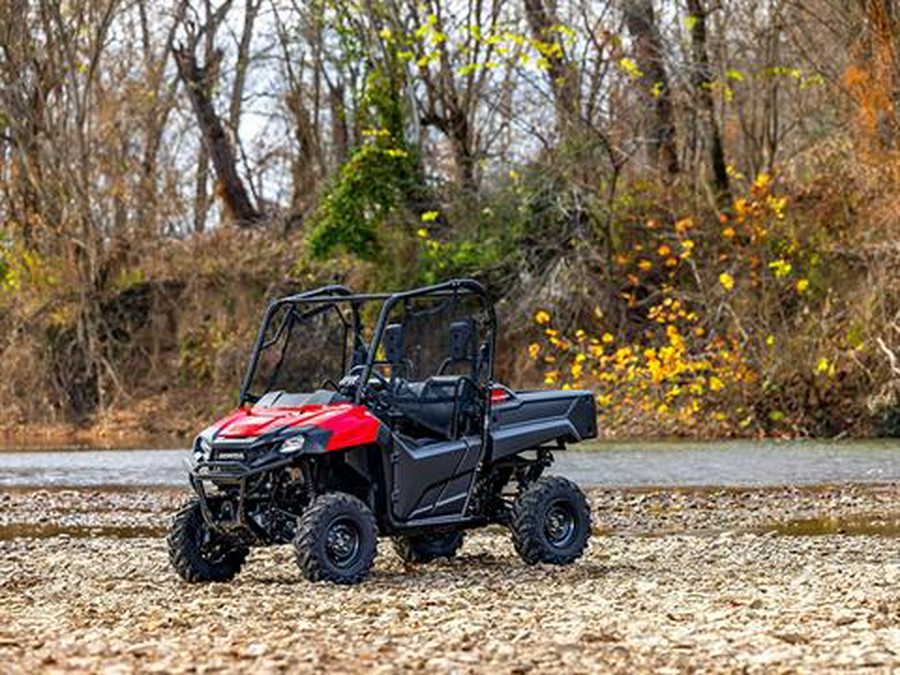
[544,500,576,547]
[325,517,362,568]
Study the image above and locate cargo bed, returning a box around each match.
[490,388,597,460]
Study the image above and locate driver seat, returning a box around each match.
[390,321,482,440]
[394,377,479,439]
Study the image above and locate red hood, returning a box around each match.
[211,403,380,451]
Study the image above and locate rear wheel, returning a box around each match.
[510,476,591,565]
[293,493,377,585]
[392,531,464,564]
[168,499,249,583]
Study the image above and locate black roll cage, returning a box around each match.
[238,278,498,416]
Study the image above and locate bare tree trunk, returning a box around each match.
[193,145,211,234]
[1,0,45,248]
[447,114,478,192]
[329,83,350,167]
[173,46,262,227]
[228,0,262,133]
[421,107,478,191]
[685,0,730,201]
[138,0,189,236]
[522,0,583,146]
[286,88,321,212]
[191,0,222,234]
[623,0,680,178]
[394,0,487,193]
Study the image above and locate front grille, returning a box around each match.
[214,450,247,461]
[209,439,274,465]
[210,440,254,461]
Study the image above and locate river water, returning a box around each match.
[1,439,899,489]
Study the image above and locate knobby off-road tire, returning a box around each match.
[168,499,249,583]
[392,531,465,564]
[293,493,377,585]
[511,476,591,565]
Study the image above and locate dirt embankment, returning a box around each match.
[0,485,899,673]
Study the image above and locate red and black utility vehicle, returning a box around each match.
[168,279,597,584]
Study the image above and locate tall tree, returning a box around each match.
[397,0,506,193]
[623,0,679,177]
[173,13,262,228]
[685,0,730,200]
[522,0,583,147]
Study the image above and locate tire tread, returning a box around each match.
[511,476,591,565]
[293,492,377,585]
[167,498,248,583]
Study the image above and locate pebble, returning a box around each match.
[0,485,898,672]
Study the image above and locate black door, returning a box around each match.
[390,434,482,521]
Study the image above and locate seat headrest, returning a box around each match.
[448,319,475,361]
[384,323,404,364]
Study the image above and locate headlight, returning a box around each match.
[193,436,212,463]
[279,435,306,454]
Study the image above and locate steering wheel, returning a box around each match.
[345,366,394,410]
[345,366,393,413]
[346,364,390,388]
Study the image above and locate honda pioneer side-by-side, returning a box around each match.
[168,279,598,584]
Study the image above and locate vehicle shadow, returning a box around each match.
[242,553,633,589]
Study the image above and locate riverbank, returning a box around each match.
[1,485,899,672]
[0,404,893,448]
[0,399,875,448]
[0,402,196,449]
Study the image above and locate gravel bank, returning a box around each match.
[1,485,899,673]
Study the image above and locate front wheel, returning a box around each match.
[293,493,377,585]
[168,499,249,583]
[510,476,591,565]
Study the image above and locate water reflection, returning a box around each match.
[760,513,900,537]
[0,522,165,539]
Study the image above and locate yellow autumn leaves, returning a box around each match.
[529,306,755,430]
[715,176,810,297]
[525,171,840,432]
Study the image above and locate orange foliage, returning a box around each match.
[844,1,898,148]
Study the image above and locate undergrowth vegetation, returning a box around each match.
[3,1,900,440]
[2,157,898,440]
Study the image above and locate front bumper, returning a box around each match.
[190,454,293,536]
[188,429,330,535]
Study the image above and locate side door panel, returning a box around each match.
[390,434,482,520]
